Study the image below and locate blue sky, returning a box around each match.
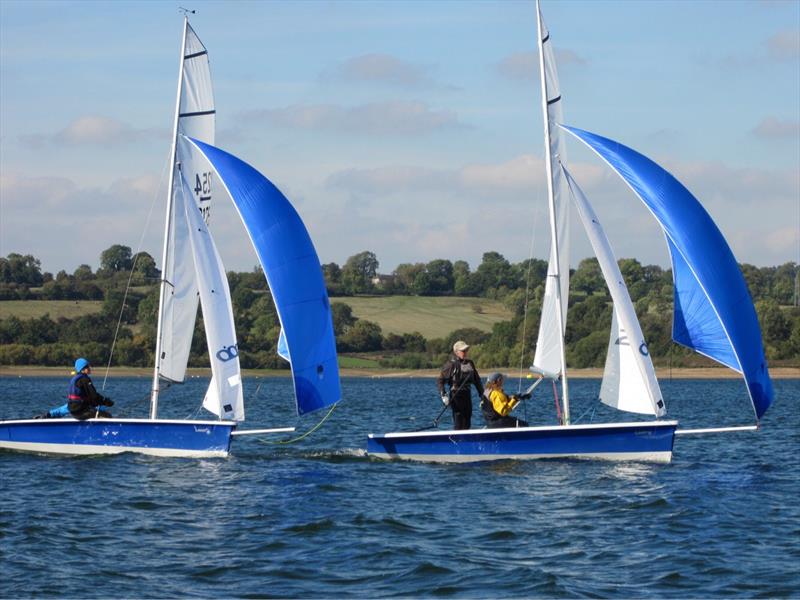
[1,0,798,275]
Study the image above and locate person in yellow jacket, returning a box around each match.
[480,372,529,428]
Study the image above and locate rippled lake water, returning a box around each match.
[1,376,798,598]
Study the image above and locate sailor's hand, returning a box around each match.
[103,398,114,407]
[519,392,532,400]
[441,394,450,406]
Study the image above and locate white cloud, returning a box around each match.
[766,29,800,61]
[326,53,437,88]
[319,152,798,270]
[752,116,800,140]
[719,28,800,68]
[496,49,585,81]
[19,115,157,148]
[242,101,463,135]
[763,225,800,257]
[0,172,164,272]
[327,154,604,198]
[327,165,454,193]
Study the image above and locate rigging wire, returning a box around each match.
[102,148,172,392]
[515,195,542,423]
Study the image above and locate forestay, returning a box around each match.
[158,22,216,383]
[186,138,341,415]
[179,173,243,421]
[532,2,571,380]
[561,165,664,416]
[561,124,773,420]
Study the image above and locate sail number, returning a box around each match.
[195,172,212,200]
[194,171,212,222]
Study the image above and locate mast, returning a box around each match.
[150,16,189,419]
[535,0,570,424]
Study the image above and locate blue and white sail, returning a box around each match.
[179,173,243,421]
[186,137,341,415]
[157,21,216,386]
[562,165,664,417]
[561,125,773,420]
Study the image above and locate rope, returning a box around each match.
[261,402,339,445]
[115,391,153,417]
[572,401,597,424]
[102,149,172,391]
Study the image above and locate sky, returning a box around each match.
[1,0,798,276]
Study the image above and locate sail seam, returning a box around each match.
[184,50,208,60]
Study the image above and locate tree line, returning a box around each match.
[0,247,798,369]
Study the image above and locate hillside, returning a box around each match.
[331,296,513,339]
[0,300,102,320]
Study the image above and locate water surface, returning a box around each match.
[1,376,798,597]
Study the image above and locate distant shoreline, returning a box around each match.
[1,366,798,379]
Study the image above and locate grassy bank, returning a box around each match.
[0,300,103,320]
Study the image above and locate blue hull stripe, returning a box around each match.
[367,422,677,462]
[0,419,234,456]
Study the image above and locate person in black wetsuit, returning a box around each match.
[436,340,484,430]
[67,358,114,420]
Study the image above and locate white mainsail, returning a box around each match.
[179,173,244,421]
[157,21,216,384]
[562,165,665,417]
[532,1,571,425]
[532,3,570,381]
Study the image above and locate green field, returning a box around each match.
[0,300,103,320]
[0,295,514,341]
[338,355,381,368]
[332,296,513,339]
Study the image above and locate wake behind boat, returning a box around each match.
[366,0,773,464]
[0,16,340,457]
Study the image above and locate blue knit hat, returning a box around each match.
[486,372,504,384]
[74,357,90,372]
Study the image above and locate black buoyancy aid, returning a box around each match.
[449,358,475,399]
[67,373,88,405]
[480,389,501,421]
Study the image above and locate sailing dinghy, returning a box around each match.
[0,17,340,457]
[366,1,773,463]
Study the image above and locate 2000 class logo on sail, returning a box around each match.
[216,344,238,362]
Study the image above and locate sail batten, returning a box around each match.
[561,124,773,420]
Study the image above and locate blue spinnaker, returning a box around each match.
[560,125,773,419]
[187,138,340,415]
